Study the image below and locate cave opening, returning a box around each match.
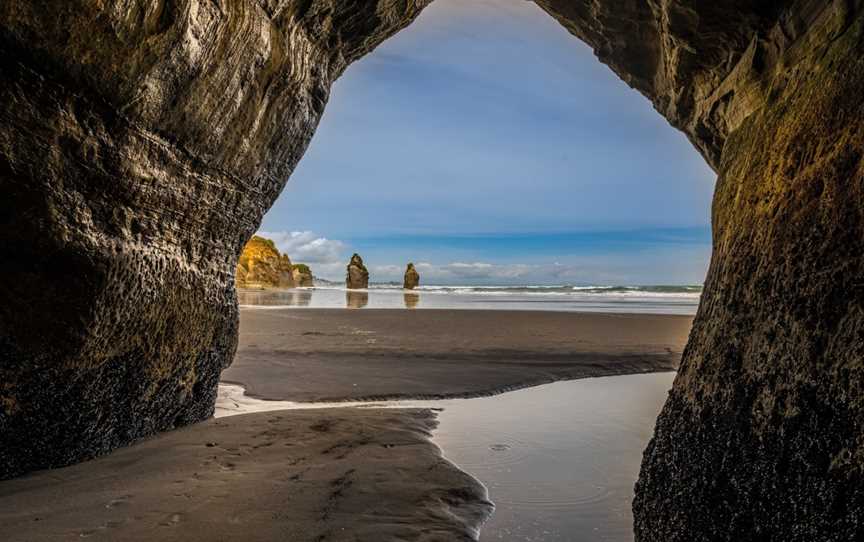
[231,0,716,538]
[247,0,716,297]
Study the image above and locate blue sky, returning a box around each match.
[259,0,716,285]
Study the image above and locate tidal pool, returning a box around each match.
[217,372,675,541]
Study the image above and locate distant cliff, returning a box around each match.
[236,236,312,289]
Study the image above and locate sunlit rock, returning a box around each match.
[292,264,314,287]
[236,236,295,289]
[403,263,420,290]
[346,253,370,290]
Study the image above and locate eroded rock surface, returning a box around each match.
[2,2,864,538]
[346,253,370,289]
[0,0,430,479]
[628,4,864,539]
[531,1,864,539]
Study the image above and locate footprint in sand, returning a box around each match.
[159,513,183,527]
[104,495,132,509]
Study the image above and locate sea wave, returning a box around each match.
[307,283,702,299]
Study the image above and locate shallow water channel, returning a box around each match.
[217,372,675,541]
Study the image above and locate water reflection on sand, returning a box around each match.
[403,292,420,308]
[238,289,312,307]
[217,373,674,541]
[346,290,369,309]
[237,287,698,315]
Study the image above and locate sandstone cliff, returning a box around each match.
[236,236,295,289]
[403,263,420,290]
[346,253,370,289]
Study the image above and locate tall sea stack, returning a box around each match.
[403,263,420,290]
[346,253,369,289]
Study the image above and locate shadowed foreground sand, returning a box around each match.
[224,309,693,401]
[0,309,691,541]
[0,409,490,542]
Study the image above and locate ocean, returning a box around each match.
[238,284,701,315]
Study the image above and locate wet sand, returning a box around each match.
[1,309,692,541]
[0,409,491,542]
[223,309,693,401]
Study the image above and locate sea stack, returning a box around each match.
[292,264,314,287]
[346,253,370,289]
[403,263,420,290]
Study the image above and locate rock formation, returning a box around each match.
[534,3,864,540]
[346,253,370,289]
[0,0,429,479]
[2,2,864,538]
[292,264,314,287]
[403,263,420,290]
[236,236,295,289]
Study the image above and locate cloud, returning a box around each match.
[361,245,711,285]
[257,231,347,264]
[366,261,562,283]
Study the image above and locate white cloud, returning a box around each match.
[359,246,711,285]
[257,231,346,264]
[368,261,559,283]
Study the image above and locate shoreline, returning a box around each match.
[221,362,675,404]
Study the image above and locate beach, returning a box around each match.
[224,308,692,402]
[1,305,692,541]
[0,408,490,542]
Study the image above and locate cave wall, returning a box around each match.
[533,1,864,539]
[632,5,864,541]
[2,1,864,539]
[0,0,431,478]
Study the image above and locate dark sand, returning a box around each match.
[223,309,693,401]
[0,409,490,542]
[1,309,692,541]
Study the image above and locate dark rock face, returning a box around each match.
[629,5,864,540]
[403,263,420,290]
[2,2,864,537]
[0,0,430,479]
[533,1,864,539]
[346,253,370,289]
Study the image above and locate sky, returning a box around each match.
[258,0,716,285]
